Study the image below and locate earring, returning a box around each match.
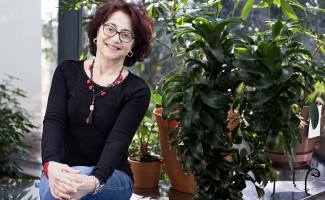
[127,50,133,57]
[93,38,97,44]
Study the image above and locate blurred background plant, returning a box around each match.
[0,76,38,179]
[128,105,161,161]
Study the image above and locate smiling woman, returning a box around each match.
[87,2,154,67]
[39,1,154,200]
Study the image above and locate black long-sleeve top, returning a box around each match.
[41,60,150,184]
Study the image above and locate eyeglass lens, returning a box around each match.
[103,25,133,42]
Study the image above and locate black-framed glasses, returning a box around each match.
[100,23,134,43]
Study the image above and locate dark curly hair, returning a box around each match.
[87,1,154,67]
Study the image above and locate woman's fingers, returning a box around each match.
[55,177,78,193]
[62,165,82,174]
[50,187,62,199]
[54,175,78,192]
[62,171,83,183]
[54,188,71,200]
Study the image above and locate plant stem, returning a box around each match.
[152,37,174,51]
[313,42,325,58]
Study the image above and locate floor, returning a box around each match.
[1,179,324,200]
[2,133,325,200]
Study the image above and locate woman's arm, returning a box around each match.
[41,62,82,199]
[42,64,68,164]
[91,79,151,184]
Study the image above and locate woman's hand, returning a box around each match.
[66,174,97,199]
[47,161,82,199]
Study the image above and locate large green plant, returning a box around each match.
[0,76,37,178]
[158,2,325,200]
[233,18,325,167]
[161,17,274,199]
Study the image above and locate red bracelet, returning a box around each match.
[43,162,50,179]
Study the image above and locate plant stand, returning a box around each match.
[272,165,321,196]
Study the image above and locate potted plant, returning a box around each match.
[153,107,197,194]
[233,17,325,169]
[153,1,325,200]
[128,107,163,189]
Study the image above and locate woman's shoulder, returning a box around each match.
[124,71,150,98]
[127,71,149,89]
[56,60,85,74]
[58,60,84,69]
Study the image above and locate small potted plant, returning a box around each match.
[128,107,162,189]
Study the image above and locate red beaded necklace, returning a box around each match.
[86,59,124,124]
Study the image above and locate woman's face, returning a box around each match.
[96,10,135,63]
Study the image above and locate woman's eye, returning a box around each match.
[107,27,115,32]
[122,33,131,38]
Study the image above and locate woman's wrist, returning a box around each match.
[43,162,50,179]
[89,176,105,195]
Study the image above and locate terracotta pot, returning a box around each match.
[128,158,162,188]
[267,106,316,167]
[153,108,197,194]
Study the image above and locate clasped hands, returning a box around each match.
[47,161,96,200]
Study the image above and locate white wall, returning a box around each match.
[0,0,42,122]
[0,0,42,162]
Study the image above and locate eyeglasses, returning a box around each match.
[100,23,135,43]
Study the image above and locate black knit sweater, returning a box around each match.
[41,60,150,184]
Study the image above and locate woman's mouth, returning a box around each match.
[106,43,121,50]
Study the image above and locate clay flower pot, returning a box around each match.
[128,157,162,188]
[153,108,197,194]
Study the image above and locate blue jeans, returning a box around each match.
[39,166,134,200]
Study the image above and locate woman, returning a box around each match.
[39,1,154,199]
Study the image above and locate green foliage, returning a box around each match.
[0,76,37,179]
[157,1,325,199]
[162,17,253,199]
[234,18,325,169]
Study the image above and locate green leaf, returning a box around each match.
[255,185,265,198]
[284,49,313,59]
[202,132,224,148]
[276,97,291,121]
[288,115,301,142]
[207,166,220,180]
[272,19,283,39]
[254,119,272,131]
[256,0,274,7]
[234,47,258,61]
[233,0,243,16]
[181,0,188,6]
[200,110,215,131]
[189,139,204,160]
[267,130,282,151]
[304,90,317,105]
[241,0,255,20]
[192,158,205,174]
[200,89,229,109]
[249,90,272,105]
[278,66,293,83]
[156,28,165,38]
[266,164,277,182]
[152,94,162,106]
[280,0,298,20]
[254,75,275,89]
[309,102,319,130]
